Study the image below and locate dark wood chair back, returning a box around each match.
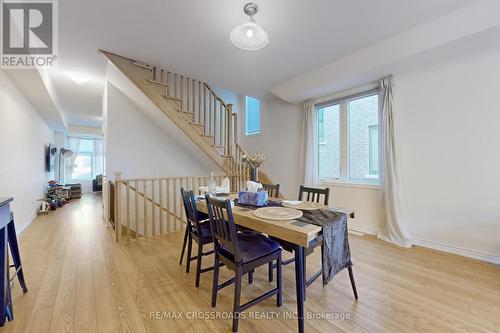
[181,188,203,236]
[205,195,241,262]
[298,185,330,205]
[262,183,280,198]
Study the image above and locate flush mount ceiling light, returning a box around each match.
[230,2,269,51]
[68,71,91,85]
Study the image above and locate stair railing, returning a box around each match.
[112,171,250,243]
[148,67,236,158]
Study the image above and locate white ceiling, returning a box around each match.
[45,0,477,127]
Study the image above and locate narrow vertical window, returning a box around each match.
[368,125,379,176]
[245,96,261,135]
[317,104,340,180]
[348,94,379,183]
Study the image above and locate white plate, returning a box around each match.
[282,201,325,211]
[253,207,303,221]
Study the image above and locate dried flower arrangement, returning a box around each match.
[241,152,266,169]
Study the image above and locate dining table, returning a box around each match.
[196,193,354,333]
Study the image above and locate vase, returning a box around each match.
[250,167,258,182]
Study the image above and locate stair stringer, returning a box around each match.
[101,50,228,173]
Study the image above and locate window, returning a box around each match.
[318,104,340,179]
[245,96,261,135]
[72,155,92,179]
[317,91,380,185]
[368,125,379,176]
[68,137,104,181]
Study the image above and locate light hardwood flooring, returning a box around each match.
[2,193,499,333]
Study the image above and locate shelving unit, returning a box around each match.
[66,183,82,199]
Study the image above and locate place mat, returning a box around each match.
[282,200,325,211]
[253,207,303,221]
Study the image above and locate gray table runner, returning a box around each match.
[235,200,352,284]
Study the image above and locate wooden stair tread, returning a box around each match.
[162,94,182,102]
[146,79,168,87]
[101,50,265,181]
[131,61,154,70]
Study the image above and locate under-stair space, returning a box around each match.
[101,50,278,243]
[100,50,250,179]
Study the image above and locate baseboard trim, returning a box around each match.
[413,238,500,265]
[348,224,378,236]
[347,223,500,265]
[17,212,37,235]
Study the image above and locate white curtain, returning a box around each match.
[93,138,104,177]
[377,76,412,248]
[301,99,319,187]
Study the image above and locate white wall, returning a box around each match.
[247,47,500,264]
[0,70,54,232]
[105,82,212,179]
[395,47,500,263]
[240,99,303,199]
[212,86,241,115]
[214,87,305,198]
[241,98,384,233]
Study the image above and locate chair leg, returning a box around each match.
[348,266,358,300]
[211,255,220,307]
[195,243,203,287]
[277,253,282,307]
[179,226,189,266]
[303,250,307,301]
[268,261,273,282]
[186,234,193,273]
[232,266,243,333]
[248,269,254,284]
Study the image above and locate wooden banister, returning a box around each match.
[233,112,239,145]
[100,51,282,230]
[227,104,233,156]
[113,174,250,243]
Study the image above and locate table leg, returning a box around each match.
[294,245,305,333]
[0,228,7,326]
[7,220,27,293]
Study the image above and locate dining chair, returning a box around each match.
[179,188,208,266]
[205,195,282,333]
[179,188,217,287]
[261,183,280,198]
[298,185,329,205]
[269,185,355,301]
[269,185,330,278]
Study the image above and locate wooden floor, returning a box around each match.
[2,193,500,333]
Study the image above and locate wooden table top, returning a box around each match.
[197,194,325,247]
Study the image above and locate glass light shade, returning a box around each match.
[230,21,269,51]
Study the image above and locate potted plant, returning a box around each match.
[241,152,265,181]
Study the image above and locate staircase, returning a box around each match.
[101,50,270,242]
[100,49,250,185]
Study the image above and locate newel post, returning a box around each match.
[114,171,122,243]
[227,104,233,157]
[233,111,239,145]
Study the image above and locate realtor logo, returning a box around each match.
[1,0,57,68]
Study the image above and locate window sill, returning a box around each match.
[319,180,381,190]
[245,132,261,138]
